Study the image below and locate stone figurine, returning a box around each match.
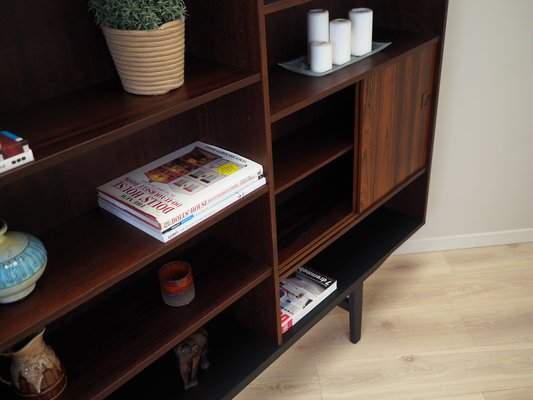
[173,328,209,390]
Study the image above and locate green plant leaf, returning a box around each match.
[88,0,187,30]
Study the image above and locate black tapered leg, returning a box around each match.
[348,281,363,343]
[338,281,363,343]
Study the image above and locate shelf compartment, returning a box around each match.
[109,316,279,400]
[0,185,268,351]
[46,239,271,400]
[282,206,423,342]
[110,207,422,400]
[269,30,439,122]
[273,128,353,194]
[264,0,312,14]
[0,61,260,188]
[272,85,355,194]
[276,155,354,274]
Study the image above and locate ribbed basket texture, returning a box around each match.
[103,20,185,95]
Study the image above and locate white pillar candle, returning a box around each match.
[309,41,332,73]
[307,9,329,43]
[329,19,351,65]
[349,8,373,56]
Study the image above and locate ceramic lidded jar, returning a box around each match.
[0,220,47,304]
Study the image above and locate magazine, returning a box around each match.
[99,177,266,242]
[280,266,337,333]
[0,130,34,174]
[97,141,263,230]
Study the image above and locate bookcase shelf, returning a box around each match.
[0,61,260,188]
[46,239,271,400]
[276,155,355,273]
[273,127,353,194]
[109,205,421,400]
[278,207,355,276]
[282,205,423,342]
[272,83,355,194]
[268,31,439,122]
[0,0,447,398]
[0,187,267,351]
[109,317,279,400]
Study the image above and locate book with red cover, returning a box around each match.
[0,130,34,173]
[99,177,266,242]
[97,141,263,230]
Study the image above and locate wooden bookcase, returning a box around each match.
[0,0,448,399]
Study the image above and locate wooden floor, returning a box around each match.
[236,242,533,400]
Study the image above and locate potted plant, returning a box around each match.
[88,0,187,95]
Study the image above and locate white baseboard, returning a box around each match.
[394,228,533,255]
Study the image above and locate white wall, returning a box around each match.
[398,0,533,254]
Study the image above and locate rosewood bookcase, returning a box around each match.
[0,0,448,398]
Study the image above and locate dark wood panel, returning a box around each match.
[227,274,282,346]
[385,171,431,221]
[212,197,273,266]
[278,207,354,277]
[0,0,115,112]
[0,188,267,352]
[186,0,262,71]
[269,30,438,121]
[359,43,437,211]
[109,317,279,400]
[45,239,270,400]
[369,0,448,37]
[276,156,354,270]
[187,83,270,169]
[0,63,260,188]
[277,167,427,281]
[0,117,196,234]
[265,5,308,66]
[271,85,355,193]
[273,124,353,194]
[306,207,422,287]
[264,0,313,14]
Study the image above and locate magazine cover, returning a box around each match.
[99,177,267,242]
[97,141,263,230]
[280,266,337,333]
[0,130,34,173]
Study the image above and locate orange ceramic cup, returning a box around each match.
[158,261,195,307]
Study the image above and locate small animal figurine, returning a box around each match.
[173,328,209,390]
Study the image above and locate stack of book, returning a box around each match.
[280,266,337,333]
[97,141,265,242]
[0,130,34,174]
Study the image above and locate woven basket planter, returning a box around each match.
[103,20,185,95]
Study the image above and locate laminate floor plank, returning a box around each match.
[235,374,323,400]
[483,386,533,400]
[364,272,533,314]
[421,395,485,400]
[316,345,533,400]
[280,308,476,363]
[460,302,533,346]
[443,243,533,276]
[372,251,454,281]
